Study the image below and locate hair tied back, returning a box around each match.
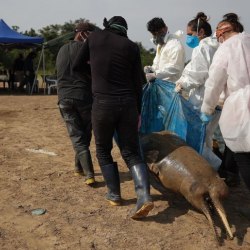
[195,12,208,22]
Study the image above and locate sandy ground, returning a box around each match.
[0,92,250,250]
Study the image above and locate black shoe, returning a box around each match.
[100,162,122,206]
[130,163,154,219]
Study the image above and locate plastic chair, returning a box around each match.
[45,75,57,95]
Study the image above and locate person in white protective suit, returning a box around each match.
[144,17,185,83]
[200,13,250,190]
[175,12,222,170]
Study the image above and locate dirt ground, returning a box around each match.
[0,92,250,250]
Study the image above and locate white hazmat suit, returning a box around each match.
[177,36,221,170]
[177,37,219,109]
[150,33,185,83]
[201,32,250,153]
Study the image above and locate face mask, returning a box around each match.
[150,33,166,45]
[186,18,201,48]
[186,35,200,48]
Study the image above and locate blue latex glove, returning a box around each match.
[200,112,213,124]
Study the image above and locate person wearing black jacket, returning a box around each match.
[56,21,95,186]
[74,16,154,219]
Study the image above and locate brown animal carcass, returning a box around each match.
[141,131,233,241]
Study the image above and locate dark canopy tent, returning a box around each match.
[0,19,43,48]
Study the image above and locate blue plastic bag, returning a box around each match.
[140,79,206,153]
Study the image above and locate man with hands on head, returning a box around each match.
[56,21,96,186]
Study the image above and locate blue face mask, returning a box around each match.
[186,35,200,48]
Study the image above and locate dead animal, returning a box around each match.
[141,131,233,242]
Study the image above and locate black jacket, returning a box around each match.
[56,41,92,101]
[73,29,145,113]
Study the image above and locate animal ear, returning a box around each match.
[145,150,159,163]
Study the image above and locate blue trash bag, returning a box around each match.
[140,79,206,153]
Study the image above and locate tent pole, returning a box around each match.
[30,45,43,95]
[43,46,46,94]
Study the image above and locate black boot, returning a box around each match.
[78,150,95,185]
[74,154,84,176]
[130,163,154,219]
[100,162,121,206]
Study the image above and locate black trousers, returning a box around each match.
[59,98,92,158]
[221,146,250,190]
[92,97,143,168]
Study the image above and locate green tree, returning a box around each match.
[11,25,19,32]
[0,48,14,69]
[0,20,155,75]
[136,42,155,67]
[23,28,39,37]
[38,19,98,72]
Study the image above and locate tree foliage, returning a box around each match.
[0,19,155,73]
[136,42,155,67]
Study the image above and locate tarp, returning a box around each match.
[43,32,74,48]
[140,79,206,153]
[0,19,43,46]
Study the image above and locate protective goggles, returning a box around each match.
[216,25,233,39]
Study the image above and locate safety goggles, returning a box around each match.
[216,25,233,39]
